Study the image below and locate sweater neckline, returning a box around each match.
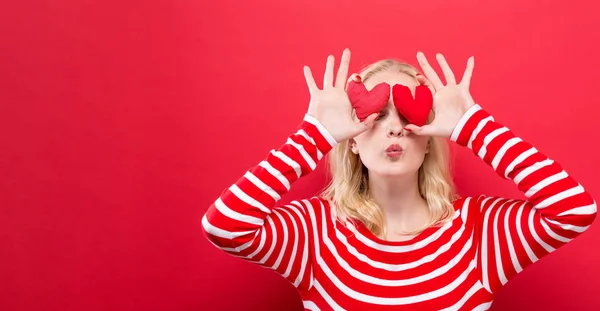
[350,217,445,247]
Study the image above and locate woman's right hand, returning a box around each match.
[303,48,379,143]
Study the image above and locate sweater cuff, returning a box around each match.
[301,113,339,153]
[449,104,494,147]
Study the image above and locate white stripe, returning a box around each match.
[504,201,523,274]
[270,210,289,271]
[473,302,493,310]
[313,280,345,311]
[491,137,522,170]
[205,232,256,254]
[460,197,471,223]
[288,202,311,288]
[450,104,481,142]
[318,253,478,305]
[303,113,339,147]
[271,150,302,178]
[244,171,281,201]
[258,216,278,264]
[326,221,474,284]
[480,197,502,292]
[343,211,460,253]
[527,208,555,253]
[524,170,567,198]
[201,214,255,239]
[504,147,537,179]
[247,226,267,258]
[492,200,511,285]
[304,199,321,291]
[258,160,291,190]
[287,137,317,170]
[298,129,324,160]
[317,200,478,304]
[546,218,590,233]
[515,202,538,263]
[473,196,496,271]
[467,116,494,149]
[214,197,264,225]
[513,159,553,185]
[304,200,338,308]
[229,184,271,214]
[540,219,572,243]
[302,300,321,311]
[557,202,597,216]
[477,127,509,160]
[277,208,299,279]
[440,281,486,311]
[535,184,585,208]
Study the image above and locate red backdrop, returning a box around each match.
[1,0,599,310]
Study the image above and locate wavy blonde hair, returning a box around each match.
[318,59,459,239]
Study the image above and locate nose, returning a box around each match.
[387,120,404,137]
[386,113,406,137]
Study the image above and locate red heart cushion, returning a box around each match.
[346,80,390,121]
[392,84,433,126]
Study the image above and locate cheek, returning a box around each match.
[353,138,379,163]
[353,127,375,144]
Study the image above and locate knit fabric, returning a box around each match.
[202,104,597,310]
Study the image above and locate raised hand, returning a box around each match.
[404,52,477,138]
[304,49,379,143]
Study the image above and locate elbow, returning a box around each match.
[585,200,597,227]
[571,197,597,229]
[201,209,234,250]
[580,191,598,227]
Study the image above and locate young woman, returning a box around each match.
[201,49,597,310]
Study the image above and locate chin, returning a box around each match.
[374,165,413,177]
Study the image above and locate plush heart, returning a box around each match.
[346,80,390,121]
[392,84,433,126]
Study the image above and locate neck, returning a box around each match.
[368,171,431,235]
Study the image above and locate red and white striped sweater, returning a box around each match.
[202,104,597,310]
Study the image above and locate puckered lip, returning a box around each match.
[385,144,403,152]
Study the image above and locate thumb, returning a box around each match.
[404,124,437,136]
[351,112,378,136]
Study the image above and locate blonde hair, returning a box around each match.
[318,59,459,239]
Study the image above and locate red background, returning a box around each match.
[1,0,599,310]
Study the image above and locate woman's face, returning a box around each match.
[350,71,431,177]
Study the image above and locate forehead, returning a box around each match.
[362,71,418,91]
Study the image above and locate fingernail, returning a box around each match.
[404,127,412,132]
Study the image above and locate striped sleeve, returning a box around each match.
[450,104,597,294]
[201,113,338,291]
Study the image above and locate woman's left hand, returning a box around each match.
[404,52,476,138]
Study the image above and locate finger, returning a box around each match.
[436,53,456,85]
[324,54,335,88]
[416,51,444,90]
[303,65,318,93]
[352,112,378,136]
[345,73,362,91]
[335,48,351,89]
[460,56,475,89]
[404,124,438,137]
[416,74,436,95]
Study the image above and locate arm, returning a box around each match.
[450,104,597,294]
[201,113,338,291]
